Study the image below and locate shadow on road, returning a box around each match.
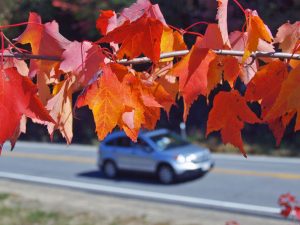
[77,170,207,185]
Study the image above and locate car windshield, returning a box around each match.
[150,132,189,151]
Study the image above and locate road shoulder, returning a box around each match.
[0,179,294,225]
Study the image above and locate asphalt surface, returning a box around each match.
[0,141,299,217]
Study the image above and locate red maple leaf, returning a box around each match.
[118,0,166,25]
[96,10,117,35]
[0,68,54,153]
[171,24,223,120]
[59,41,105,88]
[206,90,260,157]
[100,15,164,64]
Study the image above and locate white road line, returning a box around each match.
[0,171,280,215]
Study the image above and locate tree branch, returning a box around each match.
[119,50,300,65]
[2,50,300,65]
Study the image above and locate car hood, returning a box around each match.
[160,144,209,157]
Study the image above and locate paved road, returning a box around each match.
[0,141,299,217]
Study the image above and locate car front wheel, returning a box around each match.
[157,165,175,184]
[103,161,118,178]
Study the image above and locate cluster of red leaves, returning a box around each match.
[0,0,299,156]
[225,221,240,225]
[278,193,300,221]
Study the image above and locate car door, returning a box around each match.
[114,136,135,170]
[130,138,157,172]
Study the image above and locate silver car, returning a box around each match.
[98,129,214,184]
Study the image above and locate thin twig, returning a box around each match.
[2,52,62,61]
[2,50,300,65]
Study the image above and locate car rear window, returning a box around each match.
[115,137,132,147]
[105,139,116,146]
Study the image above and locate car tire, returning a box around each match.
[157,165,175,184]
[103,160,118,178]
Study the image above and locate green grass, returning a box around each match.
[0,206,15,216]
[0,193,9,201]
[26,210,62,224]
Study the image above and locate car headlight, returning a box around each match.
[175,154,186,163]
[186,154,197,162]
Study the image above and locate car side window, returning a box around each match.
[116,137,131,147]
[135,138,153,152]
[106,139,116,146]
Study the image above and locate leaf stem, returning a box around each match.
[232,0,246,14]
[183,31,204,37]
[184,21,209,32]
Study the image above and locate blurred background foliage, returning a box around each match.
[1,0,300,155]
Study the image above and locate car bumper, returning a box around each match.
[172,160,214,175]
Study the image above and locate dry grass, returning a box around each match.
[0,192,170,225]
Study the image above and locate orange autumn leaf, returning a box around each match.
[229,30,274,84]
[140,87,162,108]
[153,63,178,114]
[119,110,140,141]
[15,12,71,77]
[46,78,74,144]
[245,60,288,116]
[268,112,295,146]
[265,65,300,131]
[245,60,289,145]
[275,21,300,53]
[160,27,187,61]
[172,45,215,121]
[109,63,131,82]
[100,15,164,64]
[151,82,175,113]
[289,41,300,69]
[173,31,188,51]
[207,57,223,94]
[76,66,124,140]
[160,27,177,56]
[206,90,260,157]
[242,10,273,62]
[118,73,170,140]
[119,75,146,141]
[207,55,240,92]
[143,106,160,130]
